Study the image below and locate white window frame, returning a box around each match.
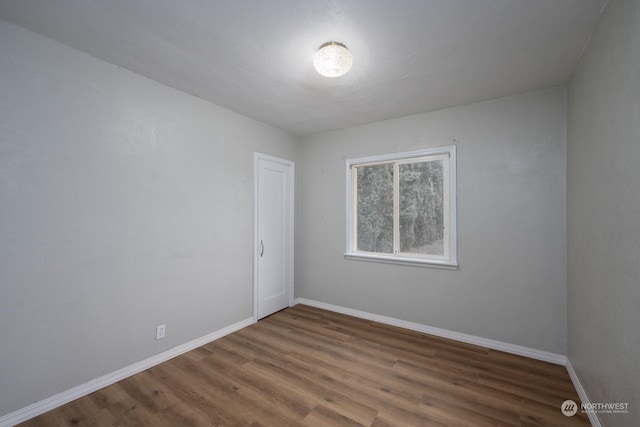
[345,146,458,269]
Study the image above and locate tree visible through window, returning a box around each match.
[356,163,393,253]
[346,146,457,267]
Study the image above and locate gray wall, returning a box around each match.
[567,0,640,425]
[298,87,568,354]
[0,21,297,416]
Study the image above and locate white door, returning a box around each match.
[254,153,294,320]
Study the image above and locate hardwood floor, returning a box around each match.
[19,305,590,426]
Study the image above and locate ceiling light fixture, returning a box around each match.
[313,41,353,78]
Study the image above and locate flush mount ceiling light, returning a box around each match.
[313,41,353,78]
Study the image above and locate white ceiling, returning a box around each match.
[0,0,606,136]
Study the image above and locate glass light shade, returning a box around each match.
[313,42,353,78]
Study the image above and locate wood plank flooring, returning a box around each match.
[19,305,590,426]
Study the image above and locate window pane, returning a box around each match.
[399,160,444,255]
[356,164,393,253]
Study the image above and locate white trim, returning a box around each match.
[343,253,459,269]
[293,298,567,365]
[345,145,458,268]
[347,146,457,166]
[566,360,601,427]
[253,153,295,322]
[0,317,254,427]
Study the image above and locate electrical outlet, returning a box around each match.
[156,324,166,340]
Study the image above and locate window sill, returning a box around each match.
[344,253,459,270]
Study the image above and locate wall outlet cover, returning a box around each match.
[156,324,166,340]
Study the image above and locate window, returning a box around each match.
[345,146,457,268]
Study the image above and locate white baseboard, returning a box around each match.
[294,298,567,365]
[566,360,601,427]
[0,317,254,427]
[4,301,581,427]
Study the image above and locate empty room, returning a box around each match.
[1,1,638,426]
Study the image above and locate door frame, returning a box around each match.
[253,152,295,322]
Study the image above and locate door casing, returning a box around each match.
[253,152,294,321]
